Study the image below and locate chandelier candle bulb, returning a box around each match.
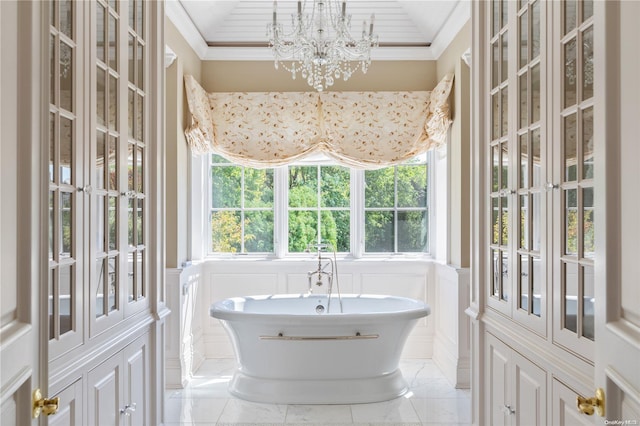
[369,14,375,36]
[341,1,346,19]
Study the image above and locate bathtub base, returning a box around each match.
[228,368,409,404]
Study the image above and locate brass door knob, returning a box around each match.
[576,388,605,417]
[32,388,60,418]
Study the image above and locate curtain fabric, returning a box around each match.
[184,73,454,169]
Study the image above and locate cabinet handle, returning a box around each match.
[577,388,605,417]
[545,182,559,191]
[77,185,92,194]
[120,403,137,416]
[502,404,516,415]
[120,190,136,199]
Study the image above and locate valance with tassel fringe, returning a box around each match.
[184,73,454,169]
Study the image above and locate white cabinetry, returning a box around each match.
[473,0,598,424]
[44,0,165,424]
[485,333,546,426]
[87,334,150,426]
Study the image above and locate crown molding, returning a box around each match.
[166,0,470,62]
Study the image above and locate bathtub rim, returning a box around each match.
[209,293,431,322]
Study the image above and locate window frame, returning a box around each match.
[204,152,435,259]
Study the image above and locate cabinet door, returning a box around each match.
[485,334,511,426]
[552,379,594,426]
[123,334,150,426]
[87,353,122,426]
[512,351,546,426]
[47,380,82,426]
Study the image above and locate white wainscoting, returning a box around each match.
[166,264,206,388]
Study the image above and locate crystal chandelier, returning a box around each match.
[267,0,379,91]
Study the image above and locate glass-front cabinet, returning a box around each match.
[487,0,547,335]
[486,0,595,353]
[48,0,150,350]
[91,0,149,335]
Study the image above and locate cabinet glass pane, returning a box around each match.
[59,264,72,335]
[492,42,499,89]
[501,251,509,301]
[49,113,55,182]
[108,74,117,128]
[128,89,134,137]
[531,128,541,187]
[492,249,500,297]
[492,0,500,37]
[60,192,72,258]
[519,10,528,69]
[583,187,595,258]
[564,262,578,333]
[582,27,594,100]
[128,252,134,301]
[128,34,135,85]
[136,146,143,193]
[531,63,540,123]
[97,195,105,253]
[136,198,143,245]
[564,113,577,182]
[501,32,508,84]
[492,197,499,245]
[583,106,594,179]
[50,36,56,104]
[108,136,117,190]
[564,0,576,35]
[532,192,541,252]
[492,145,500,191]
[96,67,106,127]
[59,41,73,112]
[519,254,529,310]
[582,265,595,340]
[49,270,54,339]
[519,134,528,188]
[137,0,144,34]
[97,3,105,62]
[531,0,540,59]
[128,198,135,247]
[583,0,593,21]
[519,195,528,249]
[136,93,144,141]
[532,256,541,316]
[500,143,508,189]
[136,251,144,298]
[519,72,528,128]
[500,196,508,246]
[137,42,144,88]
[49,192,54,259]
[96,258,105,317]
[129,0,135,28]
[565,189,578,256]
[108,196,117,251]
[127,144,134,191]
[564,39,577,107]
[501,88,508,137]
[108,13,117,69]
[60,116,72,185]
[492,93,500,140]
[108,257,117,312]
[96,131,105,188]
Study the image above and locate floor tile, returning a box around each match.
[350,397,420,423]
[217,398,288,424]
[285,404,353,424]
[410,397,471,424]
[164,397,228,424]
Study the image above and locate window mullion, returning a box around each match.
[351,169,364,258]
[274,166,288,258]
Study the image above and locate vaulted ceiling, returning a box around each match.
[167,0,471,60]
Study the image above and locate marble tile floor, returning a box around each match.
[164,358,471,425]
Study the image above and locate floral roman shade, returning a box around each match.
[184,73,454,169]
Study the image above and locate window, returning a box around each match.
[364,154,429,253]
[208,153,431,256]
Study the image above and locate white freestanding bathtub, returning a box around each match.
[209,293,430,404]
